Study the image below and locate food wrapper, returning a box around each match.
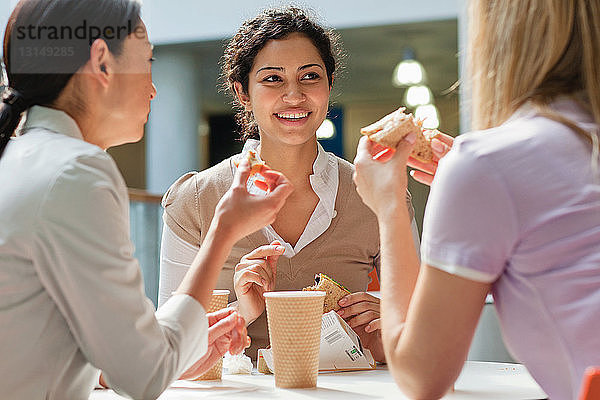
[258,310,376,373]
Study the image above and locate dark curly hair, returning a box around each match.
[221,6,342,141]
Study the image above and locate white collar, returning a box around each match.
[241,139,337,217]
[241,139,329,175]
[20,105,83,140]
[238,139,339,256]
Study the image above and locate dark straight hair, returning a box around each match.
[0,0,143,158]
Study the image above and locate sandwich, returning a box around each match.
[303,273,351,313]
[234,150,269,175]
[234,150,270,191]
[360,107,437,163]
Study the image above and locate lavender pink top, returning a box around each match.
[422,98,600,400]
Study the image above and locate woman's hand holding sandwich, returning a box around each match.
[407,132,453,186]
[214,159,293,242]
[338,292,386,362]
[353,134,416,217]
[353,132,421,364]
[233,242,285,325]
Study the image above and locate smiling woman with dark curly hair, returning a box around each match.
[158,6,421,363]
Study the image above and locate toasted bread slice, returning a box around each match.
[303,273,351,313]
[234,150,269,174]
[361,107,435,163]
[412,129,439,163]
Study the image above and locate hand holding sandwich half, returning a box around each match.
[354,107,452,216]
[407,132,454,186]
[303,274,386,363]
[214,158,294,241]
[353,134,416,218]
[175,158,292,311]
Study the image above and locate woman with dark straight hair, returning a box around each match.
[0,1,292,399]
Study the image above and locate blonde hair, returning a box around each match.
[468,0,600,145]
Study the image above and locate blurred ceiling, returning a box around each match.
[335,19,458,104]
[176,18,458,113]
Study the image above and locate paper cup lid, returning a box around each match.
[264,291,325,298]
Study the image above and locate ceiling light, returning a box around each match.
[316,119,336,140]
[392,48,426,87]
[405,85,432,107]
[415,104,440,130]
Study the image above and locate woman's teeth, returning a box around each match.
[276,112,309,120]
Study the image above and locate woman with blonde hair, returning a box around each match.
[354,0,600,398]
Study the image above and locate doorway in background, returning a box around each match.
[208,114,244,167]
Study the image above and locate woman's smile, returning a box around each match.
[238,32,331,147]
[274,110,312,126]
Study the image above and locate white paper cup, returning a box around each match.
[264,291,325,388]
[194,289,230,381]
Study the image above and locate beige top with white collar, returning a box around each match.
[162,155,416,358]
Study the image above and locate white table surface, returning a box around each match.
[90,361,548,399]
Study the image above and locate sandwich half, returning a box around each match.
[360,107,436,163]
[234,150,269,174]
[233,150,271,191]
[303,273,351,313]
